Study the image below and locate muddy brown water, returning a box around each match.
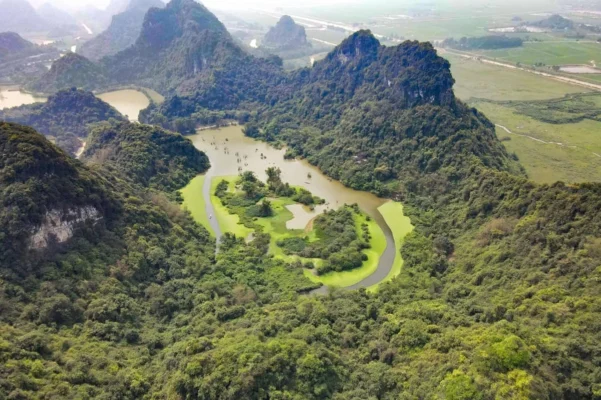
[188,125,398,292]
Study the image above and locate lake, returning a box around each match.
[97,89,150,122]
[188,125,401,290]
[0,87,152,122]
[0,87,46,110]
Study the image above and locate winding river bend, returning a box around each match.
[188,125,399,292]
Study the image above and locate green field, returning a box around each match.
[180,175,211,232]
[479,41,601,67]
[367,201,414,292]
[445,52,589,101]
[474,101,601,183]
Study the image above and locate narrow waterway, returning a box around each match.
[188,125,398,291]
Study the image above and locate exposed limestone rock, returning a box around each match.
[29,206,101,250]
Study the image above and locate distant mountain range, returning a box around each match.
[0,32,60,85]
[0,0,51,34]
[79,0,165,60]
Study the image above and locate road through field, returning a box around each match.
[443,49,601,93]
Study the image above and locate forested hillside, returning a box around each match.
[3,0,601,398]
[0,88,125,154]
[83,121,209,191]
[79,0,164,60]
[142,20,601,397]
[29,52,109,93]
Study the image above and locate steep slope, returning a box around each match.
[262,15,310,51]
[0,122,120,272]
[0,0,50,34]
[0,32,60,85]
[0,32,35,56]
[80,0,165,61]
[102,0,284,101]
[29,52,109,93]
[0,88,125,154]
[83,121,209,191]
[245,31,518,196]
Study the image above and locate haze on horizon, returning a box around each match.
[26,0,565,13]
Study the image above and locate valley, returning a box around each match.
[2,0,601,398]
[181,125,413,291]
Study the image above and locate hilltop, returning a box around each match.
[83,121,210,191]
[0,32,36,59]
[37,2,76,27]
[29,52,109,93]
[262,15,311,51]
[102,0,282,99]
[80,0,165,60]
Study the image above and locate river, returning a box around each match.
[0,87,152,122]
[97,90,150,122]
[0,87,46,110]
[188,125,398,292]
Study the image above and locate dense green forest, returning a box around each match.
[3,0,601,398]
[29,53,110,93]
[0,88,125,154]
[83,121,209,191]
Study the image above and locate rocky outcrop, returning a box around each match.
[29,206,102,250]
[262,15,310,51]
[79,0,164,60]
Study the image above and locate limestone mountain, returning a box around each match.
[29,52,109,93]
[530,14,574,30]
[0,88,125,155]
[0,122,120,273]
[0,0,50,34]
[0,32,60,85]
[0,32,38,60]
[262,15,310,51]
[106,0,130,16]
[102,0,283,102]
[83,121,210,191]
[80,0,165,61]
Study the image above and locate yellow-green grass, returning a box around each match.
[478,41,601,68]
[445,52,589,102]
[303,212,387,288]
[474,101,601,184]
[180,175,211,233]
[210,177,253,239]
[367,201,415,292]
[254,198,324,267]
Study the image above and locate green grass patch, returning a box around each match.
[367,201,414,292]
[445,52,588,102]
[180,175,211,233]
[478,41,601,67]
[474,101,601,184]
[303,212,387,288]
[210,177,254,239]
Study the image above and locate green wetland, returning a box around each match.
[181,125,413,291]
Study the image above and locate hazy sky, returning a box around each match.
[30,0,362,11]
